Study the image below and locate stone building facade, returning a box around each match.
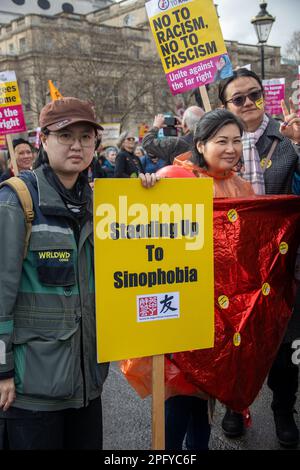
[0,0,297,133]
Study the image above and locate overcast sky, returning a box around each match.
[217,0,299,54]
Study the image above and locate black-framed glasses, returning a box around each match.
[125,137,135,142]
[226,89,263,107]
[48,131,96,148]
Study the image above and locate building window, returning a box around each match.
[23,80,31,111]
[8,44,14,55]
[38,0,51,9]
[123,14,134,27]
[62,3,74,14]
[103,84,119,110]
[132,46,141,59]
[19,37,26,53]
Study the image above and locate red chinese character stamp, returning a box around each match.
[138,296,158,319]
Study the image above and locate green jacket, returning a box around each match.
[0,167,108,411]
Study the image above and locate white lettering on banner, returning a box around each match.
[0,118,20,130]
[292,339,300,365]
[95,196,204,250]
[291,79,300,107]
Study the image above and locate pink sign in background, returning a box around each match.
[165,54,232,95]
[0,104,26,136]
[263,79,285,116]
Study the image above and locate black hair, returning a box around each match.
[12,138,32,149]
[192,108,244,169]
[218,68,264,106]
[8,138,34,160]
[33,126,101,169]
[33,128,49,168]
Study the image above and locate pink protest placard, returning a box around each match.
[263,78,285,116]
[0,70,26,135]
[165,55,232,94]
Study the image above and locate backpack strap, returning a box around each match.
[0,177,34,258]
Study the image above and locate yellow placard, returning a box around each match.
[94,178,214,362]
[0,70,26,134]
[0,80,22,107]
[147,0,227,73]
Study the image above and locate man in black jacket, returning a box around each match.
[142,106,204,164]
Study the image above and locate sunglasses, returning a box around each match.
[226,89,263,107]
[126,137,135,142]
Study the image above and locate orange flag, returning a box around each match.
[48,80,63,101]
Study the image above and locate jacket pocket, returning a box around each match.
[14,327,78,399]
[34,249,75,287]
[29,234,76,287]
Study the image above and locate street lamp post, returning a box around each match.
[251,2,275,79]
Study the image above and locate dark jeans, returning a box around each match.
[0,397,103,450]
[267,342,299,412]
[165,395,210,450]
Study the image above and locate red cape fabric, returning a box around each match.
[120,189,300,411]
[172,195,300,411]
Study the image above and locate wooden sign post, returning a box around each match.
[152,354,165,450]
[6,134,18,176]
[199,86,212,113]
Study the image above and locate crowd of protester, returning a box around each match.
[1,66,300,450]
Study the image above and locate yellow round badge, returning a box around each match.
[227,209,238,223]
[279,242,288,255]
[255,97,264,110]
[262,283,271,296]
[218,295,229,309]
[233,332,241,347]
[260,158,272,169]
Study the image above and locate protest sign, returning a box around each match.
[138,123,149,143]
[48,80,63,101]
[94,178,214,362]
[146,0,233,95]
[28,127,41,149]
[0,135,6,149]
[0,70,26,135]
[101,123,121,147]
[263,78,285,116]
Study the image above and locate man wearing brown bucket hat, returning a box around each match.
[0,97,157,449]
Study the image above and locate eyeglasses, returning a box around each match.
[226,89,263,107]
[125,137,135,142]
[48,131,96,148]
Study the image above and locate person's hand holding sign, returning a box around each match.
[139,172,160,188]
[280,98,300,144]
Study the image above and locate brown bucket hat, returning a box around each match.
[39,97,103,131]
